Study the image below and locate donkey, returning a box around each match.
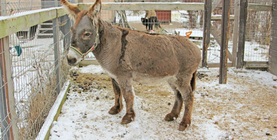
[61,0,201,131]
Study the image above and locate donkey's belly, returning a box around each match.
[132,72,175,85]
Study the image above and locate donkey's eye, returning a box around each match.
[84,33,91,37]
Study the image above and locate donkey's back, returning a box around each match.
[124,30,201,80]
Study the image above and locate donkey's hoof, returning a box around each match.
[178,121,191,131]
[121,114,135,124]
[108,106,121,115]
[164,113,177,121]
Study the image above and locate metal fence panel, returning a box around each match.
[0,12,71,140]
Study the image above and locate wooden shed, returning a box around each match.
[155,10,171,23]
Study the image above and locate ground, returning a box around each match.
[50,65,277,140]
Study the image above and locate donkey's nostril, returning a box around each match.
[67,57,77,65]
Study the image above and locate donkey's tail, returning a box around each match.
[190,71,197,91]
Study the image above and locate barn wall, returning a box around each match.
[269,0,277,76]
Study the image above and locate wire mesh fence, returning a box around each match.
[0,12,71,139]
[244,0,272,62]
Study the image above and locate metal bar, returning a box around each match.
[219,0,231,84]
[236,0,248,69]
[53,17,61,94]
[202,0,212,68]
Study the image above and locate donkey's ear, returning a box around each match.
[60,0,81,21]
[87,0,102,24]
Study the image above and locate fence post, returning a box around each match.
[202,0,212,68]
[0,40,10,140]
[269,0,277,75]
[0,37,19,140]
[232,0,240,67]
[53,15,61,94]
[219,0,231,84]
[236,0,248,69]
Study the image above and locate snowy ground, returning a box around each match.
[50,65,277,140]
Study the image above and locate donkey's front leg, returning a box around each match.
[117,77,135,124]
[109,78,123,115]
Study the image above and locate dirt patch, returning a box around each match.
[51,68,277,139]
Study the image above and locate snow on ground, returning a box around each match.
[50,65,277,140]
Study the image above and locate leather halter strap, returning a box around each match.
[69,28,99,58]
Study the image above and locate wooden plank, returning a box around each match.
[0,38,12,140]
[245,61,268,69]
[211,15,234,20]
[1,37,19,140]
[0,8,67,38]
[248,3,272,11]
[269,0,277,76]
[237,0,248,69]
[78,2,205,11]
[232,0,239,67]
[208,63,232,68]
[202,0,212,68]
[219,0,231,84]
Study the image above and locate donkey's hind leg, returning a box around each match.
[164,78,183,121]
[176,73,195,131]
[109,78,123,115]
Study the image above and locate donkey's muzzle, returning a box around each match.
[67,56,77,66]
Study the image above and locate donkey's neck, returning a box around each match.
[92,20,124,73]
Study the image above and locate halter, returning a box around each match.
[69,28,99,58]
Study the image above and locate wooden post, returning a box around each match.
[0,40,10,140]
[202,0,212,67]
[236,0,248,69]
[269,0,277,75]
[0,38,19,140]
[219,0,231,84]
[232,0,240,67]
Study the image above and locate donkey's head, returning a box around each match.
[61,0,101,66]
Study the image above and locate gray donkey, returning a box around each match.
[61,0,201,131]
